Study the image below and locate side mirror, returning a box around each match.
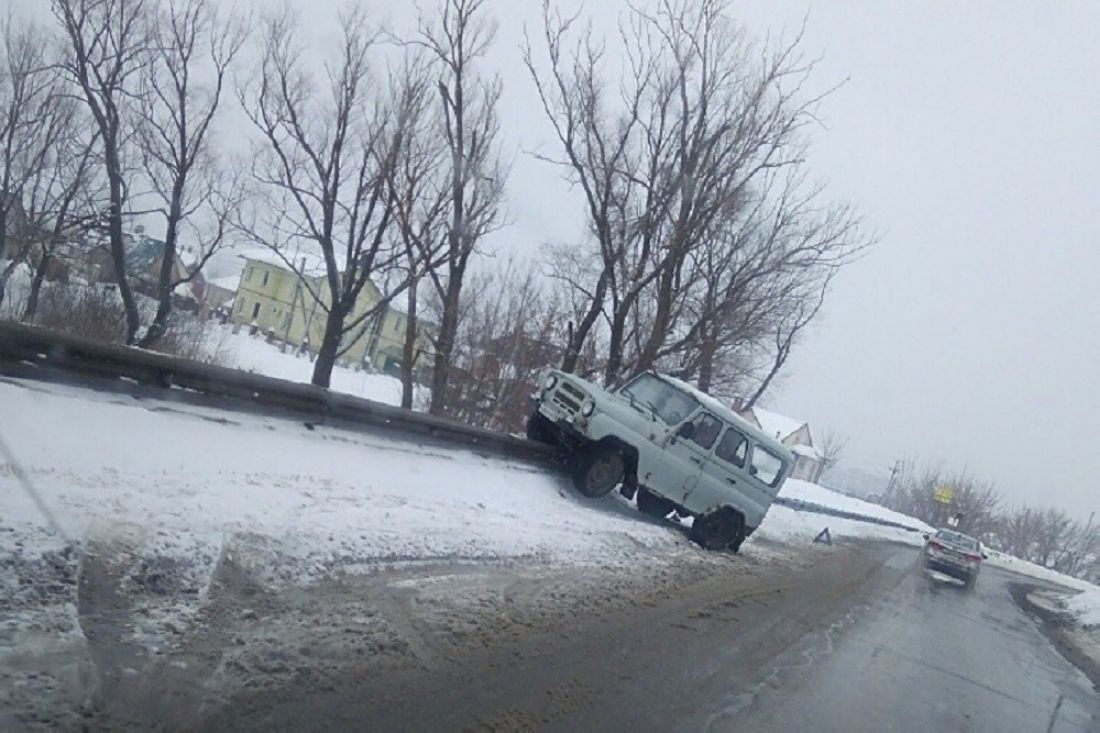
[981,553,988,560]
[677,422,696,440]
[922,534,929,541]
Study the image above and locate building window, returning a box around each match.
[235,299,243,313]
[243,266,251,283]
[251,302,261,319]
[272,305,279,314]
[262,270,270,287]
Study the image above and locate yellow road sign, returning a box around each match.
[933,485,954,504]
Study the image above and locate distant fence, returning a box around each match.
[0,320,920,533]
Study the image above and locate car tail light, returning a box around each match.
[965,553,981,563]
[928,541,945,551]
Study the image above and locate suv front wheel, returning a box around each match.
[526,412,557,444]
[691,508,745,551]
[572,446,626,498]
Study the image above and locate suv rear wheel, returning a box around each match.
[572,446,626,498]
[691,508,745,551]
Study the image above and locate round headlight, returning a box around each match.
[580,400,595,417]
[543,374,558,390]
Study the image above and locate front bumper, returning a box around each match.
[531,396,589,445]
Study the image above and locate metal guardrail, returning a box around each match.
[0,320,562,467]
[0,320,918,533]
[773,496,924,533]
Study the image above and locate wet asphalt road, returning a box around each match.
[209,542,1097,732]
[724,554,1098,733]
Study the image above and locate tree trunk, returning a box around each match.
[428,281,460,416]
[697,324,717,393]
[105,148,141,344]
[21,252,51,323]
[603,307,628,387]
[560,268,609,373]
[0,217,8,307]
[311,306,346,388]
[400,283,418,410]
[137,188,183,349]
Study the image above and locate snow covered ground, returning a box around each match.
[206,323,409,406]
[1064,587,1100,628]
[0,373,946,726]
[983,551,1097,593]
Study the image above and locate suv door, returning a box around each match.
[680,423,760,518]
[641,411,723,504]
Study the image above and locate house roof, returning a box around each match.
[208,274,241,292]
[239,247,328,277]
[747,406,807,442]
[791,443,824,460]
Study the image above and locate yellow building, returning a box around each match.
[231,250,434,377]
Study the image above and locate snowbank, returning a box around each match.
[1064,587,1100,628]
[0,378,711,574]
[983,551,1096,593]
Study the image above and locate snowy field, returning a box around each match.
[206,324,409,406]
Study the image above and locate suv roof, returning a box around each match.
[654,374,795,461]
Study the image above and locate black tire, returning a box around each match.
[526,412,556,444]
[572,446,626,498]
[691,508,745,551]
[636,488,675,519]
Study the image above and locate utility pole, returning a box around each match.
[883,460,902,506]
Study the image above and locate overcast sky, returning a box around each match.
[17,0,1099,517]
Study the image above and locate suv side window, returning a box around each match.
[749,445,784,487]
[688,413,723,450]
[715,427,748,468]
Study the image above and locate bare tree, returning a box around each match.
[53,0,151,343]
[525,1,866,393]
[238,8,423,387]
[818,429,848,472]
[0,16,70,306]
[441,258,565,433]
[385,54,450,409]
[742,275,831,409]
[18,108,103,323]
[411,0,506,417]
[135,0,245,347]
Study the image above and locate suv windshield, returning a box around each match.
[618,374,700,425]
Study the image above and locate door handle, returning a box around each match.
[690,457,702,465]
[726,477,737,485]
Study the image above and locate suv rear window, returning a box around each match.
[935,530,978,551]
[749,445,784,487]
[715,427,748,467]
